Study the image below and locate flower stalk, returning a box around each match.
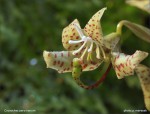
[116,20,150,43]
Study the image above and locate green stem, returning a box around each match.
[116,20,127,35]
[116,20,150,43]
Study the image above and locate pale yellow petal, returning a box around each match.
[135,64,150,111]
[43,50,74,73]
[43,50,102,73]
[83,8,106,43]
[111,50,149,79]
[62,19,82,51]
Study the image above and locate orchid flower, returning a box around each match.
[43,7,149,86]
[43,7,150,110]
[43,8,118,88]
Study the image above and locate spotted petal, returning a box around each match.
[135,64,150,111]
[62,19,83,51]
[43,50,102,73]
[43,51,74,73]
[111,50,149,79]
[84,8,106,43]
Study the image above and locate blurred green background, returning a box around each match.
[0,0,150,114]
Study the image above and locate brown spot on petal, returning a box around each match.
[116,65,121,72]
[83,64,87,69]
[67,68,70,71]
[60,62,64,67]
[68,52,70,57]
[142,70,145,73]
[48,53,51,57]
[76,36,79,39]
[71,62,73,67]
[90,67,94,70]
[120,63,124,68]
[61,53,64,57]
[117,73,120,77]
[123,70,126,74]
[53,61,56,65]
[75,45,78,48]
[55,54,57,58]
[68,46,71,50]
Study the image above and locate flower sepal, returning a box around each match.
[111,50,149,79]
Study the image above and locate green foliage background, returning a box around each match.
[0,0,150,114]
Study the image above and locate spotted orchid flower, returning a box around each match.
[44,8,108,73]
[43,7,150,110]
[43,7,149,88]
[43,8,118,88]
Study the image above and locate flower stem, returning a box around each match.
[116,20,150,43]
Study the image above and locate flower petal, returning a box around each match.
[83,7,106,43]
[135,64,150,111]
[111,50,149,79]
[103,33,120,49]
[81,59,103,71]
[43,50,74,73]
[62,19,82,51]
[43,50,102,73]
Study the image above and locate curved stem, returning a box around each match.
[116,20,150,43]
[72,58,112,89]
[116,20,126,35]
